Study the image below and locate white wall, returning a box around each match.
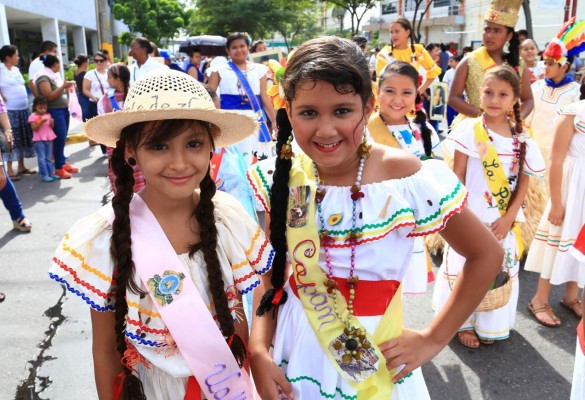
[0,0,97,29]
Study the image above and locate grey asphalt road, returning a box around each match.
[0,142,577,400]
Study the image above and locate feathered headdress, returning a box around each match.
[543,17,585,65]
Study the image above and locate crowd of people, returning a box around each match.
[1,0,584,398]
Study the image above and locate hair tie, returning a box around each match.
[417,75,423,87]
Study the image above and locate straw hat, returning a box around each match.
[84,69,259,148]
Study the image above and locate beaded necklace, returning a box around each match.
[481,114,525,187]
[312,139,373,362]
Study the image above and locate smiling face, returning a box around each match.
[126,121,213,205]
[480,77,517,120]
[285,80,373,174]
[520,39,538,63]
[378,72,417,125]
[482,21,512,53]
[390,22,410,49]
[228,38,249,64]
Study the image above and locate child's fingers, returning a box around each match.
[274,371,294,399]
[391,363,411,383]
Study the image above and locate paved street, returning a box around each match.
[0,142,578,400]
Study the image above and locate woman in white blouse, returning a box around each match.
[82,52,110,153]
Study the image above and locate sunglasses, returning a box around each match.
[94,59,106,63]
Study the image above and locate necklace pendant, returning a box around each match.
[350,191,365,201]
[327,326,379,383]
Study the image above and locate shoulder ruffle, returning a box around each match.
[246,157,277,213]
[398,160,468,236]
[213,191,273,294]
[558,99,585,116]
[49,208,114,312]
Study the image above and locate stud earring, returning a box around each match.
[127,157,136,166]
[280,134,295,160]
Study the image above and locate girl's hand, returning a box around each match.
[250,351,294,399]
[379,328,444,383]
[490,215,514,241]
[548,204,565,226]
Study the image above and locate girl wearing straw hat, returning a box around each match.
[49,70,271,399]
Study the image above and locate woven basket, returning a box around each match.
[446,247,512,312]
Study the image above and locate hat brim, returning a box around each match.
[83,108,260,149]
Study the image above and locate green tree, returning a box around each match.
[112,0,191,45]
[321,0,380,36]
[263,0,321,50]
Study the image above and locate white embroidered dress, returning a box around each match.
[248,157,468,399]
[433,118,546,341]
[525,101,585,287]
[48,192,273,400]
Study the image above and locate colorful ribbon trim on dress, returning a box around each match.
[286,153,404,398]
[102,195,257,399]
[473,118,524,256]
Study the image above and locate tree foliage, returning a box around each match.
[112,0,192,45]
[321,0,380,36]
[189,0,321,47]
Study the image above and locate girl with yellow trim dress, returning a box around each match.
[375,17,441,95]
[248,37,503,400]
[433,66,545,348]
[368,61,442,294]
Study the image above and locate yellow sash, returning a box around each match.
[287,154,403,398]
[473,119,525,256]
[367,113,400,148]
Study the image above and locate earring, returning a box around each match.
[127,157,136,166]
[280,134,295,160]
[358,126,372,158]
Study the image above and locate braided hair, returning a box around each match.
[110,120,247,397]
[389,17,417,63]
[482,66,527,209]
[256,37,373,316]
[378,61,434,158]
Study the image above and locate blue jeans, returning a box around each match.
[0,164,25,221]
[48,107,70,170]
[34,141,55,177]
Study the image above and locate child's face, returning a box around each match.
[107,72,120,89]
[480,78,517,120]
[128,122,213,204]
[482,22,512,53]
[543,58,566,80]
[285,80,373,171]
[520,40,538,62]
[378,73,417,124]
[228,39,249,63]
[36,104,48,115]
[390,23,410,47]
[448,58,458,69]
[191,52,202,65]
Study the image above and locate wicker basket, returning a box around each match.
[446,248,512,312]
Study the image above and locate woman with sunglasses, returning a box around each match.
[83,52,110,153]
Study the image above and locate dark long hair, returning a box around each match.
[482,66,526,210]
[378,61,434,157]
[504,27,520,71]
[256,37,373,316]
[109,63,131,101]
[110,120,247,398]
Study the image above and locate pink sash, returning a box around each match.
[105,194,256,399]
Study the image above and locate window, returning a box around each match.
[382,1,398,14]
[433,0,451,7]
[404,0,416,12]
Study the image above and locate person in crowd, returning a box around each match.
[28,97,59,183]
[149,41,161,57]
[49,69,270,399]
[208,32,276,166]
[520,39,544,82]
[376,17,442,95]
[185,48,204,82]
[250,40,267,53]
[439,43,450,79]
[434,66,545,348]
[73,55,91,121]
[128,37,167,85]
[352,35,369,54]
[523,20,585,327]
[247,36,502,400]
[159,49,183,72]
[0,45,36,181]
[442,54,463,126]
[35,54,79,179]
[424,43,443,131]
[83,51,110,154]
[28,40,58,97]
[367,61,442,296]
[369,47,379,80]
[100,48,113,67]
[525,93,585,326]
[0,96,31,232]
[518,29,529,43]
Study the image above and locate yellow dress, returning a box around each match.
[375,44,442,79]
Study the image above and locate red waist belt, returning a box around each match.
[289,275,400,316]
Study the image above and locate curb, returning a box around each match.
[66,133,88,145]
